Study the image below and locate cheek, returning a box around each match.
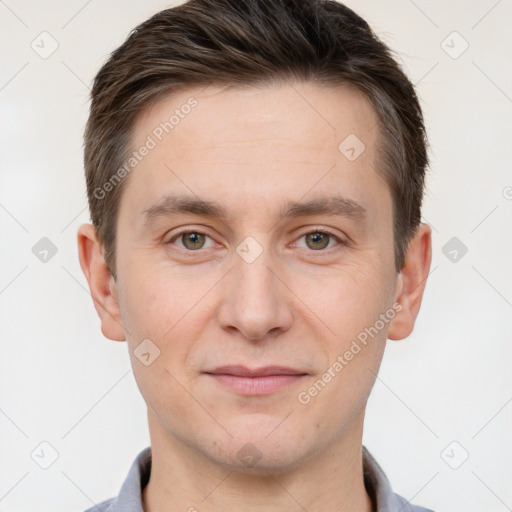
[296,274,389,429]
[303,259,394,339]
[120,269,204,424]
[119,256,221,367]
[298,261,394,398]
[296,345,383,440]
[119,257,203,336]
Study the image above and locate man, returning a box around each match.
[77,0,433,510]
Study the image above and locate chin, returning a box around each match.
[204,418,310,473]
[213,444,307,475]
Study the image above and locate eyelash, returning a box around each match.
[166,228,346,255]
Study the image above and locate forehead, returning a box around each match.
[134,81,379,151]
[121,81,389,226]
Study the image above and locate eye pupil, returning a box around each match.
[306,232,329,250]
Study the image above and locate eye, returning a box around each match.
[293,229,345,251]
[168,230,216,251]
[166,228,346,254]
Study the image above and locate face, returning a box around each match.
[110,82,402,471]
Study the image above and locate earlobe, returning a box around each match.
[387,223,432,341]
[77,223,126,342]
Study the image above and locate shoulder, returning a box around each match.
[83,497,115,512]
[362,445,435,512]
[81,446,151,512]
[394,492,436,512]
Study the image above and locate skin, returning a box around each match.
[78,81,431,512]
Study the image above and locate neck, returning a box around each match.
[142,410,373,512]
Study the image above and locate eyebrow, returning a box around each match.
[142,193,367,228]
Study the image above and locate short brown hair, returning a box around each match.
[84,0,428,279]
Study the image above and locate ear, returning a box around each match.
[77,223,126,341]
[387,223,432,340]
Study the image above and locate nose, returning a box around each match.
[216,239,294,342]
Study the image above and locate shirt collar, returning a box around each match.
[105,445,428,512]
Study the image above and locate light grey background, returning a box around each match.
[0,1,511,511]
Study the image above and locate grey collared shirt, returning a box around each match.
[84,446,434,512]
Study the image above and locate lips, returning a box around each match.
[205,365,306,377]
[204,365,307,395]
